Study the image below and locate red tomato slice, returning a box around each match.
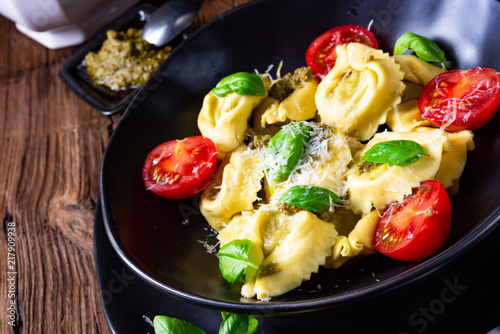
[305,24,378,80]
[418,68,500,131]
[373,180,452,262]
[142,136,217,200]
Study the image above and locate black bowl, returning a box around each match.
[100,0,500,315]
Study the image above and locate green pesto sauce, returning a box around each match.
[251,133,272,149]
[277,202,302,216]
[268,66,311,101]
[355,160,383,176]
[258,262,280,278]
[84,28,172,91]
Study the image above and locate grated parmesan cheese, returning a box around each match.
[268,121,353,204]
[197,239,219,254]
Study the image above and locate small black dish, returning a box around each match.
[59,3,178,115]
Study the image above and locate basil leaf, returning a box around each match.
[220,313,258,334]
[394,32,447,70]
[264,122,312,185]
[279,185,341,212]
[153,315,206,334]
[246,316,259,334]
[218,239,263,285]
[362,140,429,166]
[212,72,266,98]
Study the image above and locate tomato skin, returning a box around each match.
[373,180,452,262]
[142,136,217,200]
[418,68,500,131]
[305,24,378,80]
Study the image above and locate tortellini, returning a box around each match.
[347,129,452,214]
[218,206,338,300]
[435,130,475,195]
[387,55,444,131]
[387,100,433,132]
[316,43,405,141]
[394,54,445,86]
[325,210,379,269]
[199,145,264,231]
[198,75,271,153]
[253,67,319,129]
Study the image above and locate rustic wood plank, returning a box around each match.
[0,61,111,334]
[0,18,75,79]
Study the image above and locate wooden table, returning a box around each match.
[0,1,251,332]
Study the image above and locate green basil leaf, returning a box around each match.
[246,316,259,334]
[212,72,266,98]
[264,122,312,185]
[279,185,341,212]
[219,313,248,334]
[153,315,206,334]
[220,313,258,334]
[218,239,263,285]
[362,140,429,166]
[394,32,447,70]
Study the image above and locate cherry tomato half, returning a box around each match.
[305,24,378,80]
[373,180,452,262]
[418,68,500,132]
[142,136,217,200]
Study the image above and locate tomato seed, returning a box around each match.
[169,173,180,184]
[425,207,433,217]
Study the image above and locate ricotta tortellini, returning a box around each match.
[316,43,405,141]
[218,206,338,300]
[198,75,271,153]
[253,67,319,129]
[196,43,475,301]
[347,129,451,214]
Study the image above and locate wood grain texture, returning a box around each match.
[0,0,252,333]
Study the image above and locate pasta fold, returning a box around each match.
[199,145,264,231]
[387,100,432,132]
[326,210,379,269]
[254,80,318,128]
[393,54,445,86]
[387,55,444,132]
[315,43,405,141]
[434,130,475,195]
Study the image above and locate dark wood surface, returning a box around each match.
[0,1,252,333]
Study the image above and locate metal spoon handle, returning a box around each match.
[141,0,203,47]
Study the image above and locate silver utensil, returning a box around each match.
[141,0,203,47]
